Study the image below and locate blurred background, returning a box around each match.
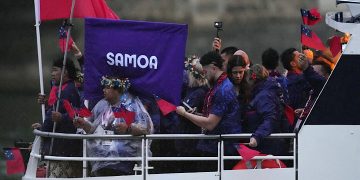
[0,0,343,179]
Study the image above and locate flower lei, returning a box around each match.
[101,76,131,91]
[184,55,205,80]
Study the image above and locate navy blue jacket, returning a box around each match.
[197,78,242,155]
[42,81,82,157]
[175,86,208,155]
[287,66,326,109]
[242,78,286,155]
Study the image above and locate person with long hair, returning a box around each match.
[175,55,209,172]
[242,64,287,156]
[227,55,247,99]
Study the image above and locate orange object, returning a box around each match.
[303,49,314,61]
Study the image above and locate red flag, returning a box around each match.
[48,83,68,106]
[329,36,342,57]
[237,144,260,162]
[3,148,25,175]
[40,0,119,21]
[301,25,326,50]
[233,155,287,169]
[76,107,92,117]
[284,105,295,126]
[63,99,75,118]
[113,108,135,126]
[301,8,321,26]
[155,95,177,116]
[123,111,136,126]
[58,25,74,53]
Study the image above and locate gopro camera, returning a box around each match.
[214,21,223,29]
[214,21,223,39]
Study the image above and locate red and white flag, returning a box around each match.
[40,0,119,21]
[301,25,326,51]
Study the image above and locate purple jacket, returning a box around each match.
[243,78,286,155]
[287,66,326,109]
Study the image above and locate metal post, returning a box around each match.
[145,138,149,180]
[295,134,298,180]
[33,0,45,122]
[221,140,224,172]
[82,138,87,177]
[142,138,146,180]
[217,139,222,180]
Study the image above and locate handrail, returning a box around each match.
[29,129,296,179]
[221,133,295,138]
[146,134,220,139]
[223,156,294,160]
[33,129,295,139]
[30,153,142,161]
[33,129,143,140]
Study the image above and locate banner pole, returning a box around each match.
[33,0,46,123]
[47,0,77,177]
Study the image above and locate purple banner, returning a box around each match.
[84,18,188,105]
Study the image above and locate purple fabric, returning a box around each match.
[84,18,188,105]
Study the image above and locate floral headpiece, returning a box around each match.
[184,55,205,80]
[101,76,131,91]
[76,72,84,83]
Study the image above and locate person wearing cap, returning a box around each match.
[176,51,241,171]
[234,50,251,69]
[74,76,153,176]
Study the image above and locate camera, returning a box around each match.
[214,21,223,29]
[214,21,223,39]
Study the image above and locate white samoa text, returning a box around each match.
[106,52,158,69]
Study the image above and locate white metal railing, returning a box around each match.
[30,130,296,179]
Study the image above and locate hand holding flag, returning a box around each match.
[75,107,92,118]
[112,107,135,126]
[237,144,260,162]
[154,95,177,116]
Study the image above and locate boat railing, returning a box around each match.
[25,129,296,179]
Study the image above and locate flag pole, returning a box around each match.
[47,0,76,177]
[33,0,46,123]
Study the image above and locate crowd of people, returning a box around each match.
[31,33,341,177]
